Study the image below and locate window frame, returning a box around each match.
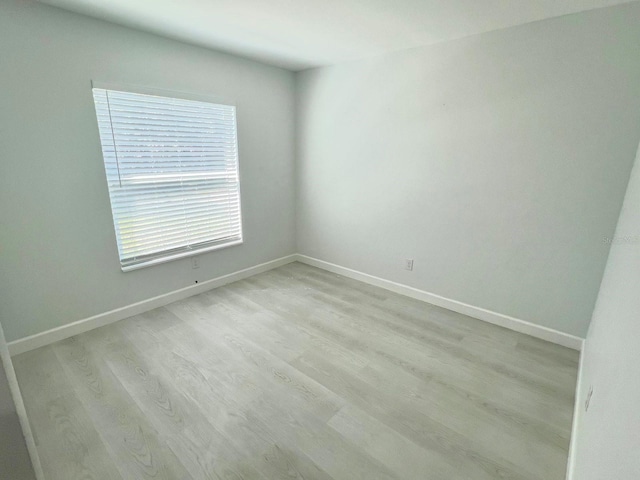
[91,81,244,272]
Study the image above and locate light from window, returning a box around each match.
[92,87,242,271]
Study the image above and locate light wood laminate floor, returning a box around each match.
[13,262,579,480]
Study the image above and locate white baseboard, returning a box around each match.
[8,255,297,356]
[8,252,583,355]
[295,254,584,351]
[565,341,586,479]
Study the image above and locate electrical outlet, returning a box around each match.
[191,257,200,269]
[585,386,594,412]
[405,259,414,271]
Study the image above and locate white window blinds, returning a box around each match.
[92,87,242,271]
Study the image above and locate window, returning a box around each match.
[92,86,242,271]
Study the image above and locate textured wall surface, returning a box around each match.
[0,0,296,341]
[571,142,640,479]
[296,2,640,336]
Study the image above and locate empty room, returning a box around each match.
[1,0,640,479]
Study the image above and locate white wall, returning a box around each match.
[0,0,296,342]
[569,142,640,479]
[295,2,640,337]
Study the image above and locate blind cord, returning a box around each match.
[105,90,123,188]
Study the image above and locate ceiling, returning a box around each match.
[39,0,635,70]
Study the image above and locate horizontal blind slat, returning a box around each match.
[120,228,242,255]
[109,188,240,207]
[120,226,242,256]
[121,235,241,263]
[115,208,242,234]
[122,237,241,260]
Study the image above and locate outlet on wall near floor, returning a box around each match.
[191,257,200,269]
[405,259,414,271]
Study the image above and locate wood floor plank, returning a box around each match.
[327,403,467,480]
[240,389,402,480]
[12,347,124,480]
[290,348,536,480]
[288,278,573,416]
[203,284,371,375]
[272,267,576,403]
[52,335,192,480]
[356,355,570,475]
[240,280,574,428]
[165,300,345,422]
[277,263,523,346]
[13,262,579,480]
[106,335,265,479]
[121,307,347,479]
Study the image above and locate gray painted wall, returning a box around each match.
[570,142,640,479]
[0,0,296,341]
[295,2,640,337]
